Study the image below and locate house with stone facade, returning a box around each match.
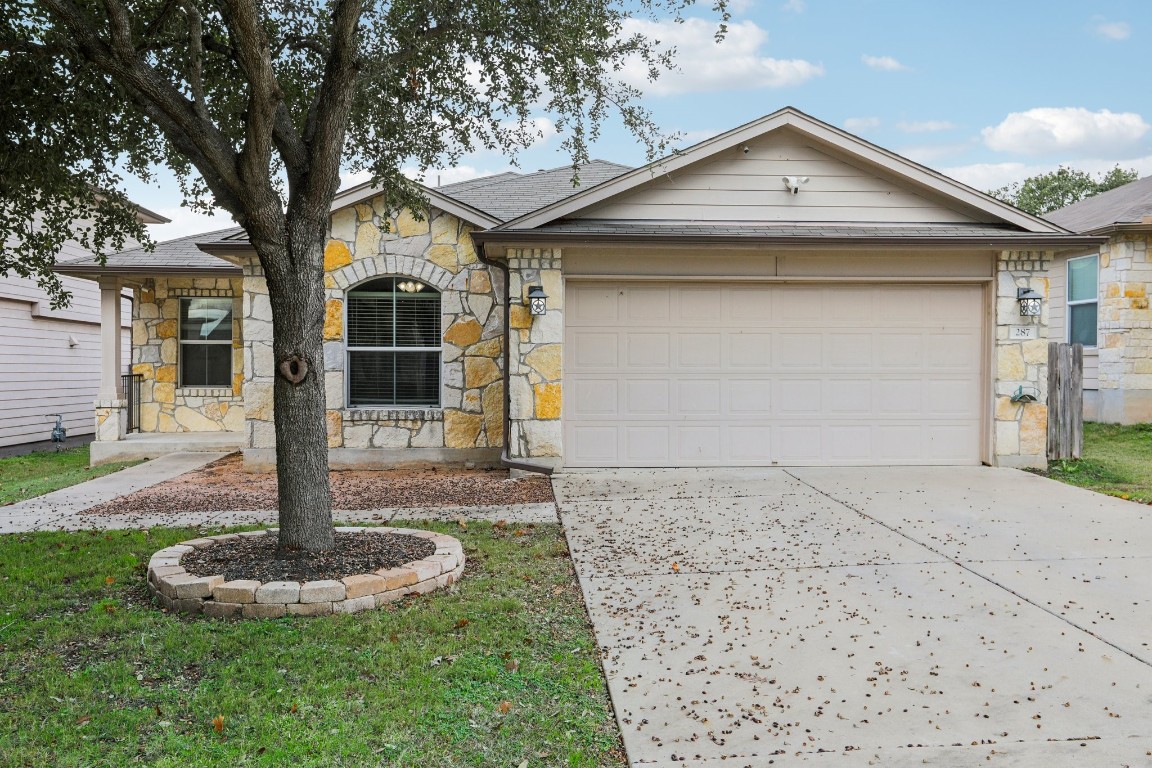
[55,107,1101,472]
[1046,175,1152,424]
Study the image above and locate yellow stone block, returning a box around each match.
[431,214,457,244]
[524,344,562,381]
[355,221,381,256]
[156,319,178,339]
[157,411,177,433]
[1133,297,1149,310]
[509,304,532,330]
[994,396,1021,422]
[1124,283,1147,298]
[132,320,148,346]
[395,208,429,238]
[324,240,353,271]
[468,269,492,294]
[155,365,176,384]
[323,299,344,340]
[457,234,478,265]
[132,363,153,379]
[326,410,343,448]
[444,318,482,347]
[468,337,502,358]
[482,382,503,447]
[1106,283,1121,298]
[534,382,562,420]
[426,244,460,273]
[465,357,501,389]
[1019,403,1047,455]
[160,338,178,364]
[996,346,1026,381]
[233,373,244,396]
[444,410,484,448]
[1021,339,1048,365]
[324,274,337,289]
[154,383,175,404]
[355,203,374,222]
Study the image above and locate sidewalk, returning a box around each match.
[1,453,557,534]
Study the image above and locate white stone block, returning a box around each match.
[411,420,444,448]
[372,426,412,449]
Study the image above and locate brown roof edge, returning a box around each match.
[52,263,242,278]
[471,230,1108,250]
[196,241,257,256]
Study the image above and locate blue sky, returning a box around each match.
[135,0,1152,238]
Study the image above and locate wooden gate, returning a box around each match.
[1047,343,1083,461]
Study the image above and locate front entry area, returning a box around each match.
[564,281,985,467]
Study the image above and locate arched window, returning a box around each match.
[346,277,441,407]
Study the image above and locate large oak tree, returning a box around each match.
[1,0,725,551]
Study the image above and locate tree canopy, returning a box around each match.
[1,0,727,551]
[989,165,1139,217]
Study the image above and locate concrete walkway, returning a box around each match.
[0,452,558,533]
[555,467,1152,767]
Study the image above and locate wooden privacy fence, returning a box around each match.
[1047,342,1083,461]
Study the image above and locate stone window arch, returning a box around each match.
[345,276,441,407]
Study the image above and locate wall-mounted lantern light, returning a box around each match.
[1017,287,1042,317]
[527,285,548,316]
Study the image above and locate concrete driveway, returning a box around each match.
[554,467,1152,766]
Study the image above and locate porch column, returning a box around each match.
[94,276,127,441]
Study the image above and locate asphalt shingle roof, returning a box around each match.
[436,160,632,222]
[54,227,243,274]
[1045,176,1152,233]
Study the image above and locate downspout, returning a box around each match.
[476,241,555,476]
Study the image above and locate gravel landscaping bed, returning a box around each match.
[81,453,554,515]
[181,531,436,582]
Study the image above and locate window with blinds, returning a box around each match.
[179,297,233,387]
[346,277,441,407]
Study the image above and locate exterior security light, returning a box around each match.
[782,176,810,195]
[527,285,548,316]
[1017,286,1042,317]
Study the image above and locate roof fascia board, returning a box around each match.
[53,265,241,278]
[500,107,1065,234]
[330,182,502,229]
[473,230,1105,251]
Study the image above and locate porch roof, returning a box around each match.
[53,227,244,280]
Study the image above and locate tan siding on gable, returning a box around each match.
[576,130,991,224]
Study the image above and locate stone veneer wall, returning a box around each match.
[1096,233,1152,423]
[993,251,1052,469]
[505,249,563,466]
[130,277,245,433]
[241,200,504,470]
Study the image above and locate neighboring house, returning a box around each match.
[55,107,1101,471]
[1045,176,1152,424]
[1,208,168,448]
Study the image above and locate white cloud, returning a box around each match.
[942,155,1152,192]
[843,117,880,131]
[896,120,955,133]
[981,107,1150,156]
[1094,19,1131,40]
[862,54,909,72]
[618,18,823,96]
[146,206,236,241]
[781,0,805,12]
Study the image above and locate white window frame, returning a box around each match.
[178,297,234,389]
[344,277,442,409]
[1066,254,1099,349]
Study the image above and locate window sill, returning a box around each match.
[178,387,236,397]
[344,408,443,422]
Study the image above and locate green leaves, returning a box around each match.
[989,165,1139,217]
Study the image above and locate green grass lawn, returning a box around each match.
[1042,422,1152,503]
[0,445,140,506]
[0,522,624,767]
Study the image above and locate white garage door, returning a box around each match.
[564,282,985,467]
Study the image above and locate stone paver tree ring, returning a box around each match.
[146,526,465,618]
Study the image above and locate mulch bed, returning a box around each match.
[180,531,436,582]
[81,453,554,515]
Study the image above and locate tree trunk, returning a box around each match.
[257,217,335,553]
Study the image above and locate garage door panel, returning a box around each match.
[570,285,620,324]
[626,333,670,368]
[565,282,983,467]
[677,426,722,462]
[729,333,772,367]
